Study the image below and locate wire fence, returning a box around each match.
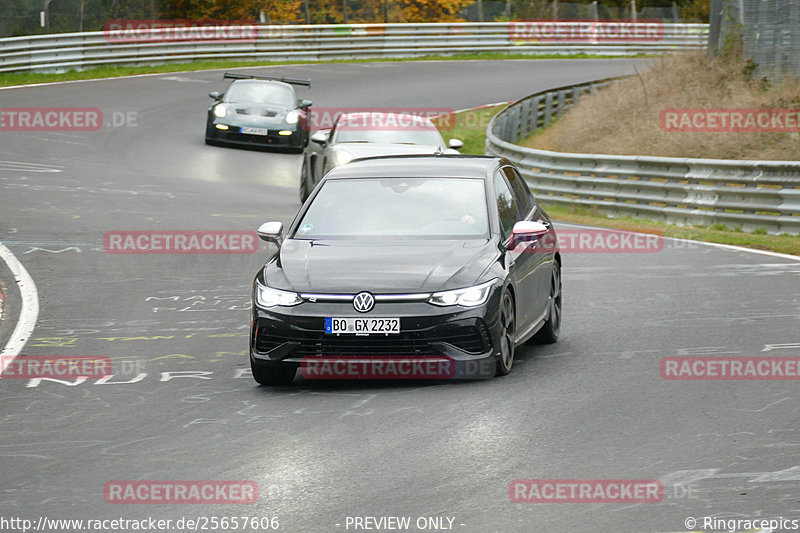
[709,0,800,81]
[1,1,697,38]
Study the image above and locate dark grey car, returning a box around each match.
[250,155,561,385]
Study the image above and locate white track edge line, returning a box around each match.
[554,221,800,262]
[0,63,314,90]
[0,242,39,362]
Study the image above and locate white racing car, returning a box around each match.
[299,111,463,201]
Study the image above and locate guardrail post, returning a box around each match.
[519,99,531,138]
[509,106,521,143]
[530,96,542,133]
[543,92,553,127]
[572,87,581,107]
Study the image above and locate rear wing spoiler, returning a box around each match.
[223,72,310,87]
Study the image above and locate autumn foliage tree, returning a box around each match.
[158,0,302,22]
[394,0,473,22]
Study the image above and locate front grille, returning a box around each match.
[220,131,287,144]
[256,325,487,357]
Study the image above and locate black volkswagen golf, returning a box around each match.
[249,155,561,385]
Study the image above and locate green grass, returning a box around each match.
[434,105,800,256]
[433,104,507,155]
[0,52,653,88]
[541,203,800,256]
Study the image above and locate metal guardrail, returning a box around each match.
[486,80,800,235]
[0,22,708,74]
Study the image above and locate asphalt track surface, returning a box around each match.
[1,59,799,533]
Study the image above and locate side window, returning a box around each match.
[493,171,520,241]
[502,166,535,217]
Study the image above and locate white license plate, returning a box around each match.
[325,317,400,334]
[241,127,269,136]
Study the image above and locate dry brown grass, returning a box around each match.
[525,52,800,160]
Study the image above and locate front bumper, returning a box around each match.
[250,296,502,379]
[206,120,303,148]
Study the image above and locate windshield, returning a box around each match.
[294,178,489,239]
[334,116,445,146]
[223,81,296,107]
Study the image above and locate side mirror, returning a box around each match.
[448,138,464,150]
[310,130,329,146]
[299,99,313,109]
[508,221,551,251]
[257,221,284,247]
[209,91,221,100]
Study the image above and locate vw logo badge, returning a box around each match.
[353,291,375,313]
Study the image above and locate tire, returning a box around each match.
[250,357,296,386]
[495,290,516,376]
[299,158,311,202]
[532,262,561,344]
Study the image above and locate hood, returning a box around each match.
[265,239,498,294]
[333,143,460,159]
[217,103,292,125]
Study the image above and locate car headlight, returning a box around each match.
[213,104,226,118]
[332,149,354,166]
[285,110,300,124]
[428,280,496,307]
[255,281,302,308]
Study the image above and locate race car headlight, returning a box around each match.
[255,282,302,308]
[285,110,300,124]
[213,104,226,118]
[428,280,495,307]
[332,149,355,166]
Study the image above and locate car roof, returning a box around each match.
[324,155,502,180]
[338,111,435,122]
